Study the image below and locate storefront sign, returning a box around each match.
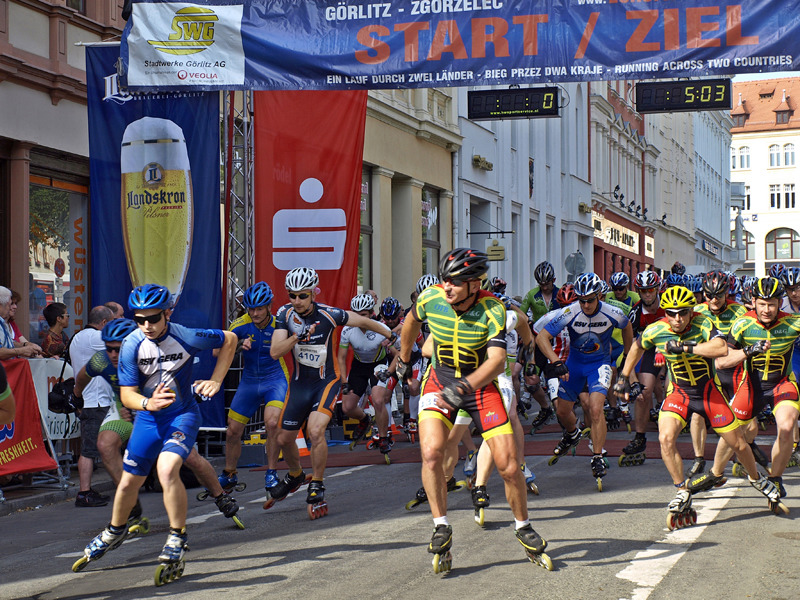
[702,240,721,256]
[592,211,639,254]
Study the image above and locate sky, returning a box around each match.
[733,71,798,82]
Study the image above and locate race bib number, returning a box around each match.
[547,377,560,401]
[497,373,514,413]
[295,344,327,368]
[419,393,441,412]
[598,364,613,389]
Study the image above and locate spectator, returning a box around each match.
[104,301,124,319]
[41,302,70,358]
[0,287,40,360]
[0,362,14,425]
[69,305,114,507]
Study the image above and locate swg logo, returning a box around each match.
[0,422,13,444]
[147,6,218,55]
[273,178,347,270]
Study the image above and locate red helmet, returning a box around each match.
[635,271,661,291]
[556,283,577,305]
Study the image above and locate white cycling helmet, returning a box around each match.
[285,267,319,292]
[416,273,440,295]
[350,293,375,312]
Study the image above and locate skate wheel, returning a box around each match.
[453,480,468,491]
[528,551,554,571]
[475,507,485,527]
[366,440,375,451]
[547,455,559,467]
[731,463,743,478]
[308,501,328,520]
[528,482,539,495]
[71,556,89,573]
[596,478,603,492]
[196,490,210,501]
[771,501,790,515]
[432,551,452,574]
[618,455,627,467]
[466,474,476,489]
[690,509,698,524]
[263,497,277,510]
[626,423,631,433]
[405,499,423,510]
[666,513,676,531]
[384,454,391,465]
[235,483,247,492]
[232,515,245,530]
[154,563,170,586]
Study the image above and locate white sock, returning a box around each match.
[515,519,530,530]
[433,516,449,527]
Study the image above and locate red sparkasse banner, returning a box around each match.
[253,90,367,311]
[0,360,57,477]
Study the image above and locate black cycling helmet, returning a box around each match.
[102,318,137,342]
[439,248,489,282]
[671,261,686,276]
[752,277,784,300]
[128,284,171,311]
[534,261,555,284]
[702,271,729,297]
[242,281,273,308]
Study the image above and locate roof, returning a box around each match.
[731,77,800,133]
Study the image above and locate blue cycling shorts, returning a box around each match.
[122,405,201,476]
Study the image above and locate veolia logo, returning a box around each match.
[147,6,218,55]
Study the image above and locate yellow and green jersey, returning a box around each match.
[728,311,800,386]
[694,300,746,335]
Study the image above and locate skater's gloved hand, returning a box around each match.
[654,352,665,367]
[666,339,697,354]
[68,391,84,413]
[438,378,474,411]
[524,362,537,378]
[296,322,317,343]
[375,368,392,383]
[743,339,770,358]
[628,381,643,401]
[396,357,411,381]
[605,406,621,430]
[340,381,351,396]
[550,360,569,378]
[613,375,631,400]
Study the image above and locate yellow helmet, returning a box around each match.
[660,285,697,310]
[752,276,784,300]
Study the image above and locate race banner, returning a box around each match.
[0,360,58,477]
[253,91,367,309]
[86,44,226,427]
[121,0,800,92]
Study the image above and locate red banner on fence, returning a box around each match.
[253,91,367,311]
[0,360,57,476]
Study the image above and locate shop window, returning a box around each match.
[765,228,800,261]
[422,187,440,276]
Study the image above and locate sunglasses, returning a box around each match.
[706,292,727,300]
[288,292,310,300]
[443,277,471,286]
[133,312,164,325]
[105,345,121,354]
[578,296,597,304]
[666,308,691,317]
[612,287,627,292]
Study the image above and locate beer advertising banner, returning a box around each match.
[121,0,800,92]
[0,360,58,477]
[86,45,225,426]
[253,90,367,309]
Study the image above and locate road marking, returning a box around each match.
[187,506,245,524]
[56,537,143,558]
[616,486,735,600]
[248,465,373,504]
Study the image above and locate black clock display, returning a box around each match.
[635,79,732,113]
[468,87,560,120]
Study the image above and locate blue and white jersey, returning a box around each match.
[118,322,226,416]
[544,301,629,362]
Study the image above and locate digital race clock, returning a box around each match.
[635,79,732,114]
[468,87,560,120]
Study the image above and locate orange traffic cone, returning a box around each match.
[295,430,310,457]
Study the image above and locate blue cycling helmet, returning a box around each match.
[128,284,171,311]
[687,275,703,293]
[769,263,787,280]
[609,272,629,289]
[381,296,402,320]
[101,318,137,342]
[664,273,685,288]
[780,267,800,288]
[599,280,610,295]
[242,281,273,308]
[573,272,603,297]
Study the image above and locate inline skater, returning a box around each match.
[779,268,800,467]
[72,319,242,527]
[620,271,665,466]
[338,293,395,462]
[399,248,552,572]
[267,268,394,518]
[710,277,800,507]
[609,272,640,309]
[615,286,781,527]
[521,261,561,323]
[74,285,238,583]
[220,282,289,493]
[536,272,632,489]
[688,271,747,477]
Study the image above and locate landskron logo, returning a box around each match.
[147,6,218,55]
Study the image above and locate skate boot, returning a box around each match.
[649,408,659,423]
[463,449,478,487]
[516,524,552,570]
[522,463,539,495]
[619,400,632,432]
[127,500,150,537]
[214,493,244,529]
[349,415,373,450]
[687,470,727,494]
[667,488,696,530]
[72,524,128,571]
[548,428,583,465]
[428,524,453,574]
[217,469,240,493]
[529,406,554,434]
[264,468,279,490]
[618,435,647,467]
[588,439,608,459]
[787,444,800,468]
[751,474,789,515]
[768,475,787,498]
[471,485,490,527]
[406,418,418,443]
[591,455,607,491]
[378,436,392,465]
[749,441,770,469]
[263,470,309,509]
[306,480,328,519]
[687,457,706,478]
[155,528,188,586]
[406,485,429,510]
